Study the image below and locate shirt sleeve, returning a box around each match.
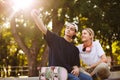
[44,30,58,46]
[95,40,105,57]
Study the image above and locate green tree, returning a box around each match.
[0,0,120,76]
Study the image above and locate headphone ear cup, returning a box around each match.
[86,47,91,52]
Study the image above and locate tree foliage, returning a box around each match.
[0,0,120,77]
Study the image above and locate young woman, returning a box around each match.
[77,28,111,79]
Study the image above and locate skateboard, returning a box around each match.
[39,66,68,80]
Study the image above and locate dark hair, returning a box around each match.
[72,35,76,39]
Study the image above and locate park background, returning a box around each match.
[0,0,120,77]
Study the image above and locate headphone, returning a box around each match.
[82,45,92,53]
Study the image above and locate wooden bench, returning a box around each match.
[105,71,120,80]
[0,77,39,80]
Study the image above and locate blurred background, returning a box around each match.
[0,0,120,77]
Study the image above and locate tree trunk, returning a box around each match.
[27,51,38,76]
[52,9,65,35]
[10,15,40,76]
[39,46,49,66]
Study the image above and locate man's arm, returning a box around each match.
[31,9,47,35]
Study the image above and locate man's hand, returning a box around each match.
[31,9,39,17]
[71,66,80,76]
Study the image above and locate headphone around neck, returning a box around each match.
[82,44,92,53]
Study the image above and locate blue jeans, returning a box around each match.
[68,72,93,80]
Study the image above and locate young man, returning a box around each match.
[31,9,92,80]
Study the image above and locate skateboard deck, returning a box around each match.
[39,66,68,80]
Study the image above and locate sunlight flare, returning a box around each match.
[12,0,33,12]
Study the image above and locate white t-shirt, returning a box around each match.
[77,40,105,66]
